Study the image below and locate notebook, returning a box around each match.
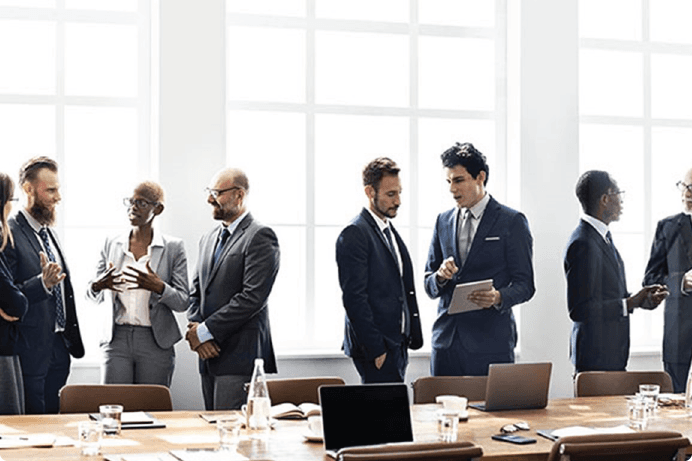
[319,383,414,458]
[469,362,552,412]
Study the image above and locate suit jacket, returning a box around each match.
[187,213,280,376]
[86,232,189,350]
[564,219,629,372]
[424,196,535,360]
[644,213,692,365]
[0,253,28,356]
[3,212,84,373]
[336,208,423,362]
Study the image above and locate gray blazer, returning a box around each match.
[87,232,189,350]
[187,213,280,376]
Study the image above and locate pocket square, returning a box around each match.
[485,236,500,241]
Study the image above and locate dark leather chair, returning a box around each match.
[337,441,483,461]
[574,371,673,397]
[546,431,689,461]
[411,375,487,404]
[266,376,345,405]
[59,384,173,414]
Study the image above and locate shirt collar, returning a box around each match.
[20,208,45,234]
[224,210,249,236]
[366,207,391,234]
[462,192,490,219]
[582,213,610,241]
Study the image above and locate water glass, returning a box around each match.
[99,404,123,436]
[78,421,102,456]
[217,414,243,451]
[437,408,459,442]
[638,384,660,416]
[627,397,648,431]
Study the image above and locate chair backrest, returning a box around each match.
[266,376,345,405]
[337,441,483,461]
[59,384,173,414]
[546,431,690,461]
[574,371,674,397]
[411,376,487,404]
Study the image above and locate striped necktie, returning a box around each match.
[38,228,66,329]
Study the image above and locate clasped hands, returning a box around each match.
[435,256,502,308]
[185,322,220,360]
[627,284,669,312]
[91,261,164,295]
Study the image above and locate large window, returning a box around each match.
[226,0,511,352]
[579,0,692,351]
[0,0,154,363]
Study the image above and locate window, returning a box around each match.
[579,0,692,351]
[226,0,510,352]
[0,0,154,363]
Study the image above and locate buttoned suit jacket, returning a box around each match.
[423,196,535,363]
[644,213,692,365]
[187,213,280,376]
[336,208,423,362]
[3,212,84,375]
[564,219,630,372]
[86,232,189,350]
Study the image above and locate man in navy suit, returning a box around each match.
[3,157,84,414]
[424,143,535,376]
[336,157,423,383]
[643,168,692,392]
[565,170,667,374]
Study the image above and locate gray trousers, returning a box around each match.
[201,373,251,410]
[101,325,175,387]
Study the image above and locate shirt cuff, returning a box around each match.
[196,322,215,343]
[622,299,628,316]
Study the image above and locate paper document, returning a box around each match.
[448,279,493,314]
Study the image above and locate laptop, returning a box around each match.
[469,362,552,412]
[319,383,414,458]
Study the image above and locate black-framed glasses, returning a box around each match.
[8,198,18,202]
[677,181,692,193]
[205,186,241,200]
[500,421,530,434]
[607,190,626,201]
[123,197,158,209]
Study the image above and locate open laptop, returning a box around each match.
[319,383,413,458]
[469,362,552,412]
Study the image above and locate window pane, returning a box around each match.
[0,20,55,95]
[419,0,494,28]
[579,124,644,233]
[0,105,55,171]
[417,118,495,226]
[0,0,54,6]
[65,0,137,12]
[316,31,409,107]
[227,27,305,103]
[316,0,408,23]
[227,110,306,224]
[651,54,692,119]
[314,226,344,348]
[63,106,138,227]
[268,226,307,348]
[314,114,409,225]
[65,23,138,98]
[227,0,305,17]
[579,50,642,117]
[419,37,495,111]
[579,0,641,41]
[650,0,692,44]
[651,127,692,221]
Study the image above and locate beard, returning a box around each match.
[29,201,56,226]
[212,202,236,222]
[373,195,398,219]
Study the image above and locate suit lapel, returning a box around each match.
[361,209,399,270]
[206,214,253,287]
[16,213,44,258]
[676,214,692,266]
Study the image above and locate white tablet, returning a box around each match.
[448,279,493,314]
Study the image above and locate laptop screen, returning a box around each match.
[469,362,552,412]
[319,383,413,453]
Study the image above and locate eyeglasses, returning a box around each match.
[677,181,692,193]
[123,197,158,209]
[607,190,626,201]
[8,198,18,202]
[500,421,530,434]
[205,186,241,200]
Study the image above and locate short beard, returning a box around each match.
[29,203,55,226]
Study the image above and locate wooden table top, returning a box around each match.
[0,396,690,460]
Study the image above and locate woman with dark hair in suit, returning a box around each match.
[0,172,29,414]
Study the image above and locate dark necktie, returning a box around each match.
[458,209,473,265]
[383,227,396,256]
[383,227,409,335]
[38,227,65,329]
[212,228,230,267]
[606,231,624,272]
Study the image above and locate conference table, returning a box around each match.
[0,396,691,460]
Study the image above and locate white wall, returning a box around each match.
[69,0,666,409]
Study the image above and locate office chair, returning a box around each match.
[546,431,689,461]
[266,376,345,405]
[411,375,487,404]
[59,384,173,414]
[574,371,673,397]
[337,441,483,461]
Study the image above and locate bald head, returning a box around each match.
[212,168,249,194]
[207,168,249,224]
[682,168,692,213]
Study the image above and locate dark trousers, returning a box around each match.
[22,332,70,414]
[431,330,513,376]
[665,361,689,394]
[352,342,408,384]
